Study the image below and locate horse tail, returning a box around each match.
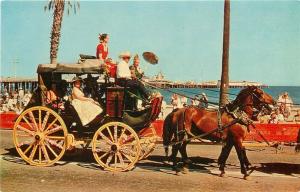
[163,112,174,157]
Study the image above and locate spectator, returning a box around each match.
[181,96,188,107]
[160,100,167,119]
[197,92,208,108]
[279,103,289,119]
[171,94,182,109]
[23,91,32,106]
[7,95,17,111]
[277,92,293,117]
[294,110,300,122]
[268,112,278,124]
[275,108,285,122]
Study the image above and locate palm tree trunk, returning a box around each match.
[50,0,65,64]
[219,0,230,107]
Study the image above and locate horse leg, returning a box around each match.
[170,144,181,173]
[179,141,191,173]
[241,147,251,170]
[234,141,249,180]
[217,136,234,177]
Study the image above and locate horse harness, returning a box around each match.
[171,104,254,146]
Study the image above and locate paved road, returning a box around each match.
[1,129,300,192]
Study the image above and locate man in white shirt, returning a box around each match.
[116,51,149,100]
[277,92,293,116]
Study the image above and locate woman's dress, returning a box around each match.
[71,87,103,126]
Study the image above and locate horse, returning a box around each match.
[163,86,275,179]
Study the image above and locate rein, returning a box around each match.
[170,88,272,147]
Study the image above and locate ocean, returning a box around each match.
[152,86,300,106]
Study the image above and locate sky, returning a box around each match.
[1,0,300,86]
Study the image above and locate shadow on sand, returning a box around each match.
[2,147,300,178]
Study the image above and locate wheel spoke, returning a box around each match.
[23,142,34,155]
[45,143,58,158]
[117,152,124,166]
[38,145,42,163]
[114,153,117,169]
[93,143,110,152]
[46,135,65,140]
[98,132,114,145]
[121,152,134,163]
[16,133,33,137]
[118,128,126,143]
[29,144,38,161]
[45,126,62,136]
[106,153,113,165]
[28,111,38,131]
[114,125,118,143]
[22,116,35,131]
[41,111,50,131]
[17,125,34,136]
[98,151,110,159]
[120,141,136,147]
[44,118,58,132]
[41,144,50,162]
[38,109,42,131]
[45,138,64,150]
[106,126,114,142]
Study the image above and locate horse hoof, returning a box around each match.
[243,174,250,180]
[184,159,193,165]
[219,171,225,177]
[172,166,182,174]
[181,167,189,174]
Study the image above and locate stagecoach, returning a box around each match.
[12,58,163,171]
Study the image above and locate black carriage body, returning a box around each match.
[24,60,162,134]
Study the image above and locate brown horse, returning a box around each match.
[163,86,275,179]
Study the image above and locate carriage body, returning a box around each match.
[13,60,163,171]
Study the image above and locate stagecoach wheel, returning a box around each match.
[13,106,68,166]
[138,124,158,160]
[92,122,141,172]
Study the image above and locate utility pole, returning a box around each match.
[219,0,230,107]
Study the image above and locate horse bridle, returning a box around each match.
[231,88,272,120]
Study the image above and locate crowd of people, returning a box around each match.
[171,93,208,109]
[262,92,299,124]
[0,88,32,113]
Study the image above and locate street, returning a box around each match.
[1,129,300,192]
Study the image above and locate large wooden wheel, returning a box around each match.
[13,106,68,166]
[138,124,158,160]
[92,122,141,172]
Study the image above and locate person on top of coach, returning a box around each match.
[130,54,144,80]
[116,51,150,101]
[96,33,109,63]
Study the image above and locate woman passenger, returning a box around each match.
[71,76,103,126]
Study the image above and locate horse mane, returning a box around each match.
[227,86,256,111]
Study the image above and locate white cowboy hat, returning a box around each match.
[201,92,206,96]
[119,51,131,59]
[72,76,83,83]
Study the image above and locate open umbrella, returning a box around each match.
[142,52,159,64]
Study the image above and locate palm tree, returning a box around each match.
[219,0,230,107]
[44,0,80,64]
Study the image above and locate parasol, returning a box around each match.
[142,52,159,64]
